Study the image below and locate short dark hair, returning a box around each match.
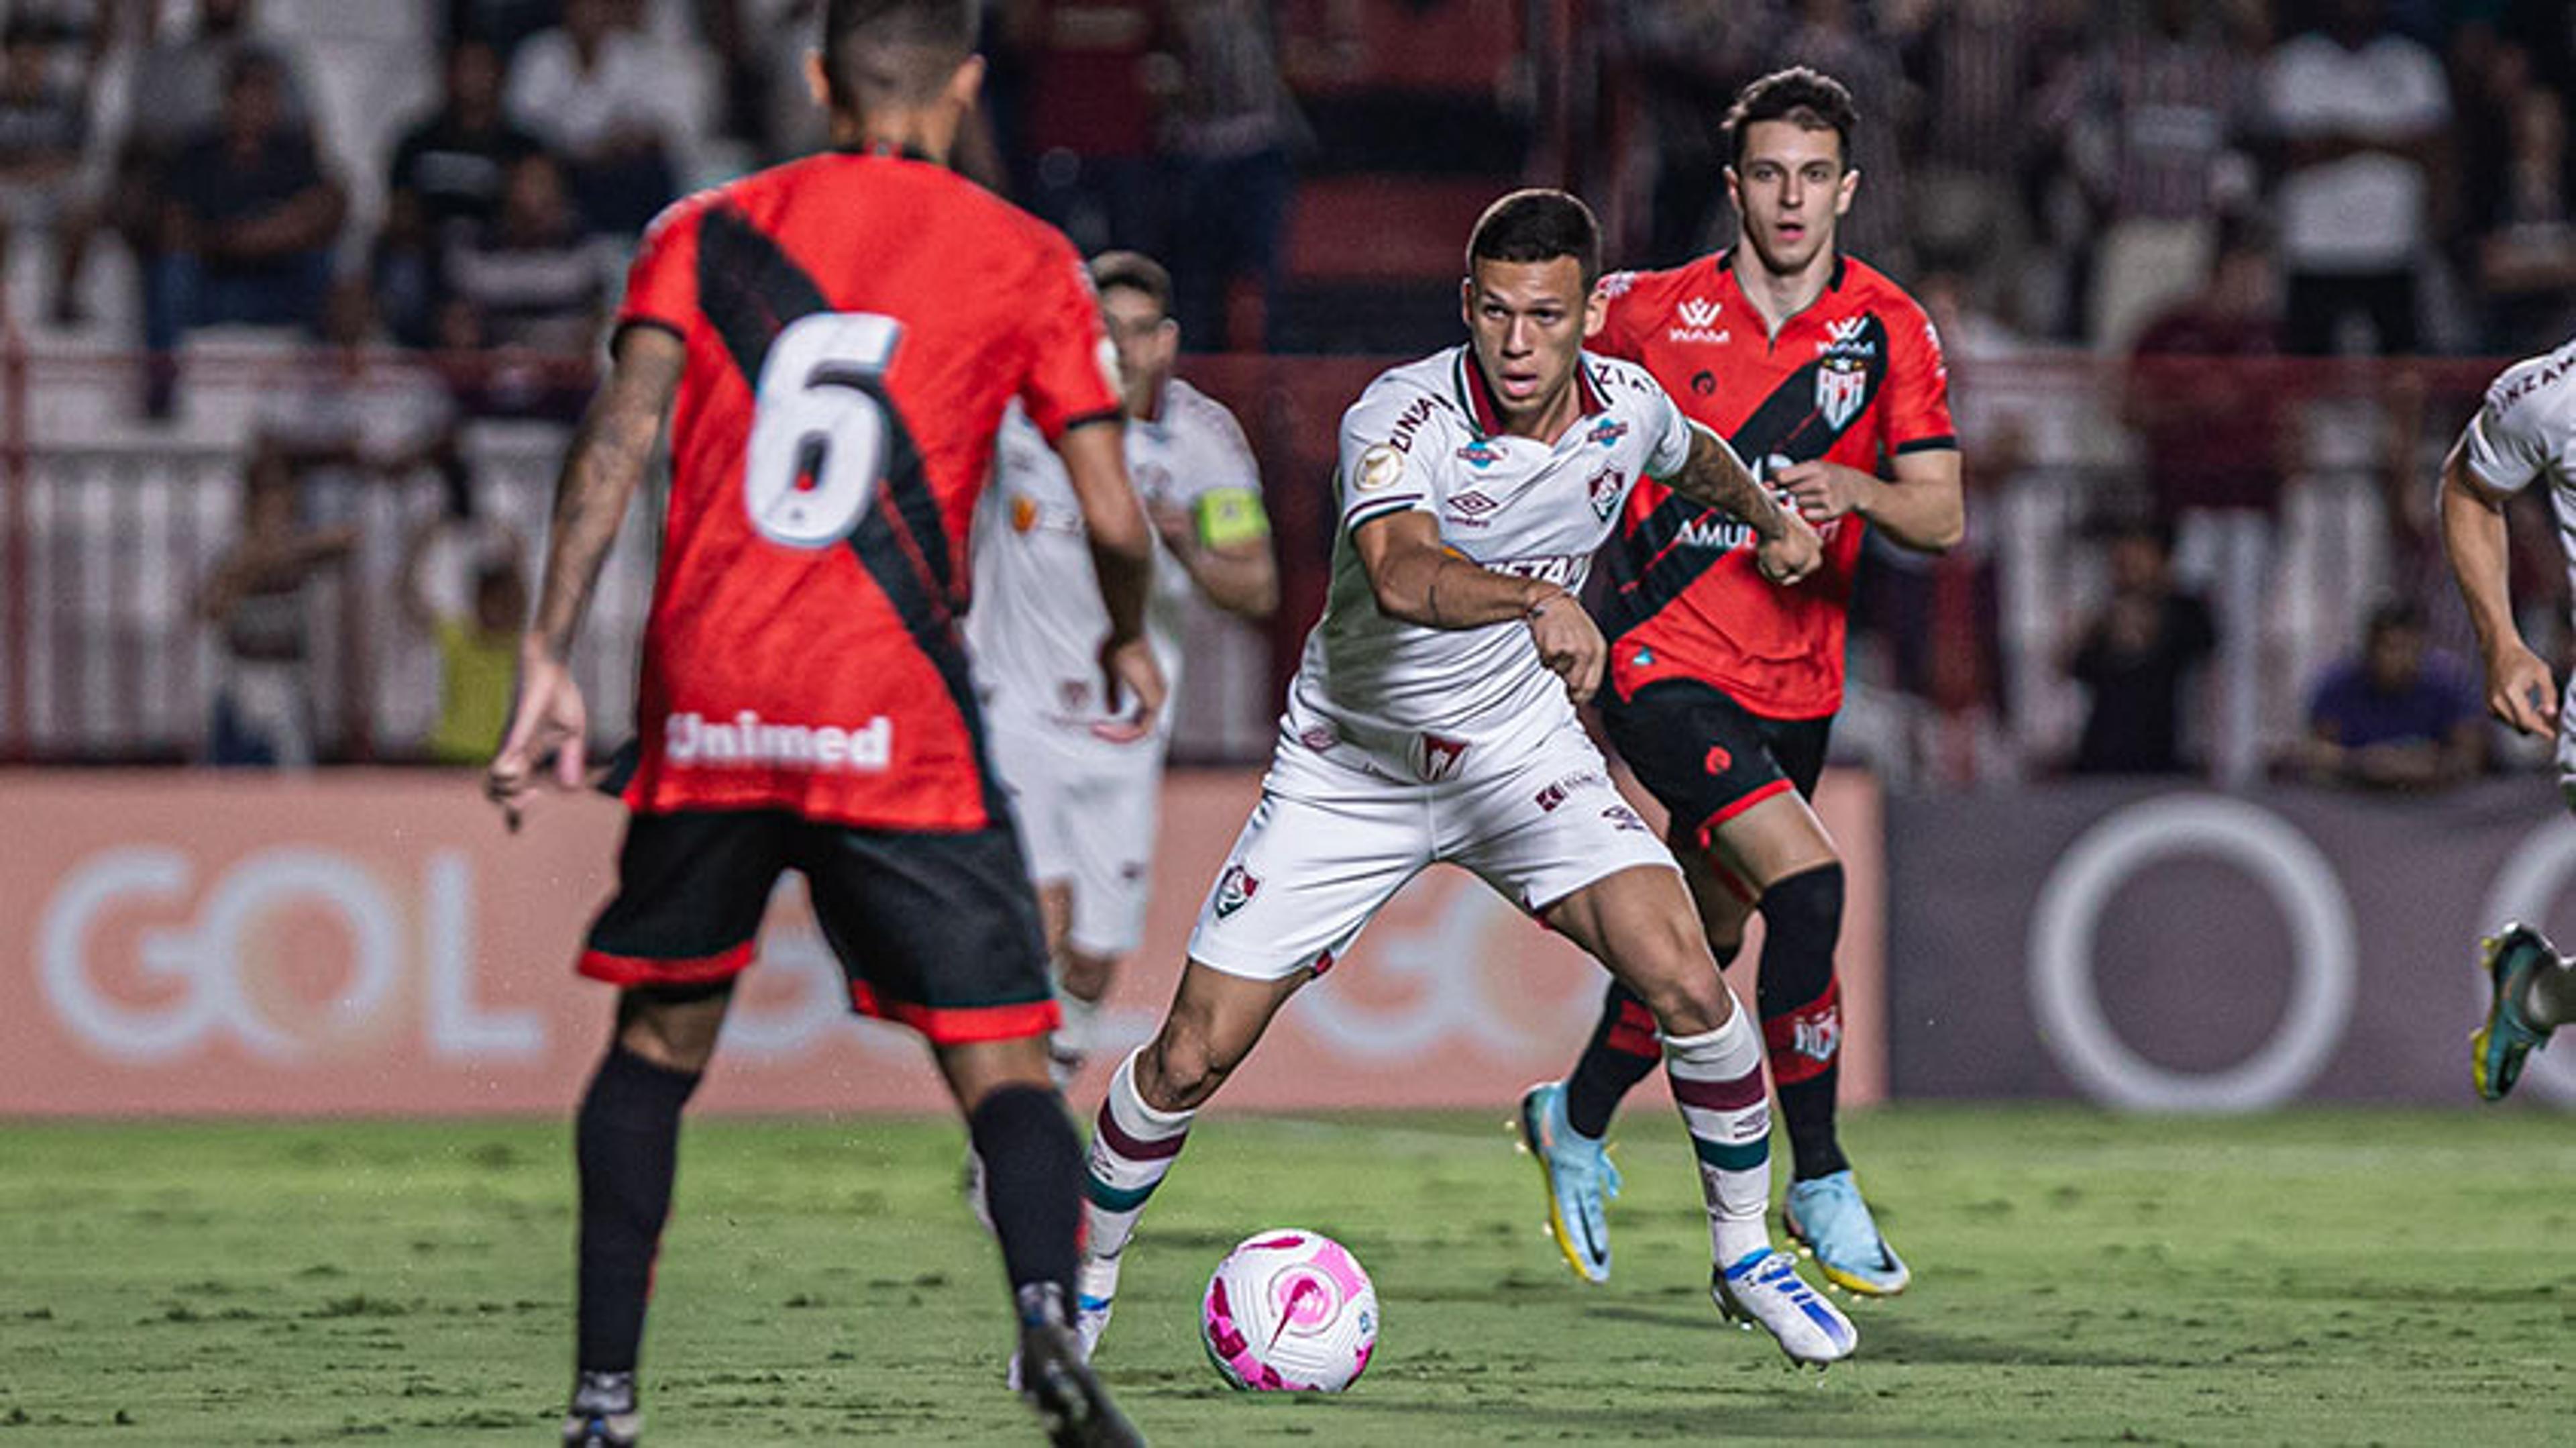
[1725,66,1858,172]
[822,0,975,111]
[1089,250,1172,316]
[1466,189,1601,287]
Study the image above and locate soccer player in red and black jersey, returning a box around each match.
[1514,67,1962,1300]
[484,5,1153,1445]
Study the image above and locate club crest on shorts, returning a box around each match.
[1417,732,1470,782]
[1214,862,1260,919]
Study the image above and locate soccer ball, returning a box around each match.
[1199,1229,1379,1392]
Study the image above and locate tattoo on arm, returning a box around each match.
[531,333,685,660]
[1668,427,1788,539]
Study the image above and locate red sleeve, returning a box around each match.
[615,195,704,342]
[1591,270,1648,362]
[1882,292,1957,455]
[1016,231,1122,440]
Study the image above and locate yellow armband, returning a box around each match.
[1193,486,1271,550]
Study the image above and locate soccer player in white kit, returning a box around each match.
[2445,333,2576,1100]
[1073,190,1859,1367]
[971,251,1279,1076]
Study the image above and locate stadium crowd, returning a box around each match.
[0,0,2569,786]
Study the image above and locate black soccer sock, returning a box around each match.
[1754,864,1847,1182]
[1563,949,1729,1139]
[574,1044,702,1375]
[969,1084,1082,1315]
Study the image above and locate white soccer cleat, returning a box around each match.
[1712,1249,1858,1366]
[1073,1251,1121,1359]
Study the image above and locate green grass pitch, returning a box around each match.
[1,1106,2571,1444]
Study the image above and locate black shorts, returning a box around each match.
[578,809,1057,1045]
[1600,679,1831,849]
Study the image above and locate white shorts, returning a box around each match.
[987,707,1165,958]
[1186,719,1678,981]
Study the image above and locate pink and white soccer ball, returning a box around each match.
[1198,1228,1379,1392]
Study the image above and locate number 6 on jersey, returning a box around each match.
[743,311,903,547]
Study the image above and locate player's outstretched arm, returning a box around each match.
[486,326,685,828]
[1352,510,1603,701]
[2439,438,2558,737]
[1774,447,1964,554]
[1667,427,1823,584]
[1055,419,1168,730]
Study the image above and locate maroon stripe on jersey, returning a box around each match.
[1668,1067,1766,1112]
[1094,1101,1189,1161]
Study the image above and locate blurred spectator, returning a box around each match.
[2261,0,2450,356]
[2471,79,2576,353]
[2290,599,2485,790]
[504,0,677,236]
[1159,0,1305,351]
[97,0,314,340]
[1893,0,2078,322]
[997,0,1164,257]
[0,17,95,325]
[1775,0,1914,276]
[199,448,356,768]
[447,0,566,65]
[2064,517,2217,776]
[1608,0,1775,268]
[2123,221,2284,784]
[378,40,545,346]
[142,52,346,419]
[400,515,527,766]
[433,152,608,420]
[694,0,826,163]
[2068,0,2261,353]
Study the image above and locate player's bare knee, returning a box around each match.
[614,983,729,1072]
[1621,916,1733,1035]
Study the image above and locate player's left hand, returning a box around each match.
[1773,460,1874,525]
[486,650,588,832]
[1092,634,1168,743]
[1526,590,1605,704]
[1755,507,1823,586]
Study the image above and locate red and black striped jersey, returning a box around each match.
[613,148,1120,830]
[1593,250,1955,720]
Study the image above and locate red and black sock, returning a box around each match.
[1755,864,1847,1182]
[574,1043,700,1375]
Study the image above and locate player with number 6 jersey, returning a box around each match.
[484,5,1154,1445]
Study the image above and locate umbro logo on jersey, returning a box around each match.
[1214,862,1260,919]
[1448,490,1499,517]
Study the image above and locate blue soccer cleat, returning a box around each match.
[2473,922,2560,1102]
[1514,1080,1622,1284]
[1784,1170,1910,1296]
[1713,1248,1858,1366]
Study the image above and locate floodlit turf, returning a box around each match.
[1,1106,2571,1444]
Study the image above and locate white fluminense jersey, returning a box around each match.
[1287,346,1699,780]
[969,379,1260,731]
[2463,335,2576,601]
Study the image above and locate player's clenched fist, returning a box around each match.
[1756,507,1823,586]
[1526,588,1605,703]
[485,649,588,831]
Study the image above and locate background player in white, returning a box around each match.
[972,250,1278,1079]
[2444,333,2576,1099]
[1073,189,1860,1367]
